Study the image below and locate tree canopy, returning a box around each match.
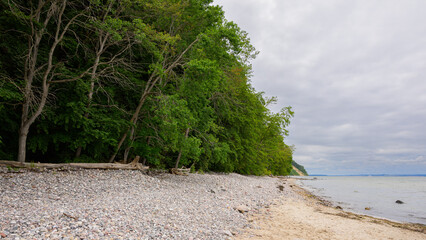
[0,0,294,176]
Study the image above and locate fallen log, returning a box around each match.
[170,167,190,176]
[0,156,148,171]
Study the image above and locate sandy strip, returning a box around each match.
[235,178,426,240]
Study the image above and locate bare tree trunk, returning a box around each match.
[17,129,29,163]
[175,127,190,169]
[13,0,85,162]
[74,146,83,159]
[123,125,135,163]
[18,90,32,163]
[18,73,51,162]
[123,144,132,163]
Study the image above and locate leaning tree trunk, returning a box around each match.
[175,127,190,169]
[108,74,155,163]
[123,125,136,163]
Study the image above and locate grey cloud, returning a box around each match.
[214,0,426,175]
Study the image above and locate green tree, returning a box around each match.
[0,0,295,176]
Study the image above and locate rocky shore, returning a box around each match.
[2,168,425,240]
[0,168,291,239]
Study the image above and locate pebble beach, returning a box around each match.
[2,168,425,240]
[0,168,290,239]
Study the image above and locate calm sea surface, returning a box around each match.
[296,176,426,225]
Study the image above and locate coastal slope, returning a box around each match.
[291,165,306,176]
[290,161,308,176]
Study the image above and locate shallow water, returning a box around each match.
[297,176,426,225]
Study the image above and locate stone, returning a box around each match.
[235,205,250,213]
[9,234,18,239]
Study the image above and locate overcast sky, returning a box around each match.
[213,0,426,175]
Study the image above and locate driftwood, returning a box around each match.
[170,168,190,176]
[0,156,148,171]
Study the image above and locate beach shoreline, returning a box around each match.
[235,177,426,240]
[1,168,425,239]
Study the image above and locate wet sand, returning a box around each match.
[236,178,426,240]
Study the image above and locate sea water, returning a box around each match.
[296,176,426,225]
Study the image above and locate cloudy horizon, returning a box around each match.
[214,0,426,175]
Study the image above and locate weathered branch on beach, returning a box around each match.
[169,167,190,176]
[0,157,148,171]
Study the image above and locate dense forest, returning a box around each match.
[0,0,295,176]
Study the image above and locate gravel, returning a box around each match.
[0,167,293,239]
